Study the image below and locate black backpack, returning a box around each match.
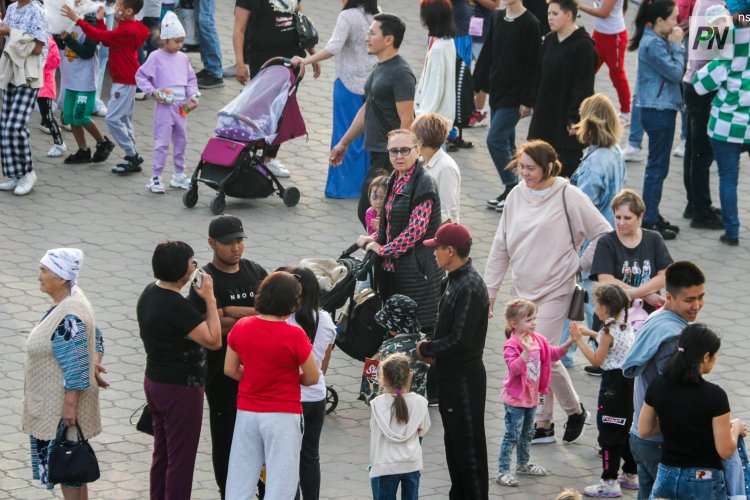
[335,288,387,362]
[455,56,474,128]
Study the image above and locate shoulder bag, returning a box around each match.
[48,421,101,484]
[279,0,318,50]
[562,185,588,321]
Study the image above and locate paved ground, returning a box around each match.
[1,0,749,498]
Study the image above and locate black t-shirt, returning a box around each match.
[137,283,206,387]
[645,374,730,469]
[363,55,416,152]
[235,0,305,72]
[452,0,472,36]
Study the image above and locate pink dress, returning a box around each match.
[38,37,60,100]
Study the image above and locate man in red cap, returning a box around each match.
[417,223,490,500]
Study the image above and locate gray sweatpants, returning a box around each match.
[106,83,137,157]
[226,410,303,500]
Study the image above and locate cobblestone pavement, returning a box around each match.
[1,0,749,498]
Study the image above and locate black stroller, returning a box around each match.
[183,58,306,214]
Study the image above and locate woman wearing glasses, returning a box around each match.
[137,240,222,500]
[356,129,443,332]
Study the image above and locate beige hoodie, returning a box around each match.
[484,177,612,302]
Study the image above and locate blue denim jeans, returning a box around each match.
[629,101,644,147]
[498,404,536,473]
[196,0,223,77]
[487,107,519,187]
[370,471,420,500]
[629,433,663,500]
[709,138,748,239]
[651,463,726,500]
[641,108,677,224]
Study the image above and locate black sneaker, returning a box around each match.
[111,154,144,174]
[562,404,589,444]
[683,204,693,219]
[584,365,603,376]
[642,221,677,240]
[720,234,739,246]
[530,423,555,444]
[486,184,516,210]
[92,137,115,163]
[181,43,200,53]
[198,74,224,89]
[690,211,724,230]
[64,148,92,164]
[657,215,680,233]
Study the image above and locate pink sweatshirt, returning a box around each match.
[503,332,567,403]
[39,37,60,100]
[484,177,611,302]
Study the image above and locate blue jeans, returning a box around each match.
[487,107,519,187]
[196,0,223,77]
[629,100,643,147]
[630,433,663,500]
[651,463,726,500]
[498,404,536,472]
[641,108,677,224]
[709,138,748,239]
[370,471,420,500]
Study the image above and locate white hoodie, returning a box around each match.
[369,392,431,478]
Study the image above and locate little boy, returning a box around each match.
[55,8,115,165]
[63,0,149,174]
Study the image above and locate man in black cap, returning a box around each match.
[188,215,268,500]
[417,223,490,500]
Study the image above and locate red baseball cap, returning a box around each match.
[423,223,472,250]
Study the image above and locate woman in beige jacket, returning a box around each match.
[484,140,611,445]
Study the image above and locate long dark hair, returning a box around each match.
[419,0,456,38]
[663,324,721,386]
[343,0,379,15]
[628,0,676,51]
[593,284,630,336]
[285,266,320,342]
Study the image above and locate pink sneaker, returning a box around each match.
[618,472,639,490]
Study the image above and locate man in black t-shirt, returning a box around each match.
[188,215,267,500]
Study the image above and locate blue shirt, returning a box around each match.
[571,145,626,227]
[635,28,685,111]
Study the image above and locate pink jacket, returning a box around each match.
[503,332,567,399]
[39,37,60,100]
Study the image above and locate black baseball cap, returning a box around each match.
[208,215,247,243]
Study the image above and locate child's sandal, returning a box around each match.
[495,472,518,487]
[516,463,550,476]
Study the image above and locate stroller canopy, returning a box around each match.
[215,65,294,144]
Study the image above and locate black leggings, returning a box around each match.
[37,97,63,146]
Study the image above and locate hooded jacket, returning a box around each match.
[503,332,568,402]
[369,392,431,478]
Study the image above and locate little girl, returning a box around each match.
[569,284,637,498]
[628,0,684,237]
[135,11,199,194]
[498,298,573,487]
[369,353,430,500]
[366,175,389,236]
[38,36,67,157]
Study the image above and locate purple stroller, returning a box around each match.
[183,58,306,214]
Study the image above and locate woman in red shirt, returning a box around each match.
[223,271,319,500]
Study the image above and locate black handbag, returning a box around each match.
[294,11,319,50]
[48,421,100,484]
[131,403,154,436]
[562,185,588,321]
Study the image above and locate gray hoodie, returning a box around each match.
[369,392,431,478]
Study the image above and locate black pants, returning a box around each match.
[597,370,636,480]
[205,349,239,500]
[37,97,63,146]
[357,151,392,228]
[557,146,584,179]
[295,399,326,500]
[683,83,716,219]
[438,363,489,500]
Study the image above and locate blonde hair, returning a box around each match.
[610,188,646,217]
[387,129,419,147]
[412,113,451,148]
[573,93,622,148]
[504,298,538,338]
[556,489,582,500]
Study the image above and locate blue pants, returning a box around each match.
[651,463,726,500]
[487,107,519,187]
[630,101,685,147]
[629,433,662,500]
[641,108,677,224]
[498,404,536,473]
[196,0,223,77]
[370,471,420,500]
[709,138,750,239]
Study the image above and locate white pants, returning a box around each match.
[226,410,304,500]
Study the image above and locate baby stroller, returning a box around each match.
[183,58,306,214]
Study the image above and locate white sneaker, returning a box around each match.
[266,158,290,178]
[135,90,147,101]
[170,173,191,189]
[622,144,643,162]
[0,177,19,191]
[39,124,52,135]
[47,143,68,157]
[94,106,108,117]
[672,139,686,158]
[147,176,166,194]
[14,170,37,196]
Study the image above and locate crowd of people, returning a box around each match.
[10,0,750,498]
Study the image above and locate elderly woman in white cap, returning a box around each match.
[22,248,107,499]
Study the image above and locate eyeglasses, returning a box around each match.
[388,146,416,157]
[366,30,382,38]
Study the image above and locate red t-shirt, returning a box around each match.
[227,316,312,414]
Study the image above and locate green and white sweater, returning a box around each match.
[693,27,750,144]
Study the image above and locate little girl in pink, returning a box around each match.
[38,37,66,157]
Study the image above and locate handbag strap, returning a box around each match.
[561,185,582,282]
[56,419,87,442]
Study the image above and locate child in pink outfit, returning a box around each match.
[37,37,66,157]
[497,298,573,488]
[365,175,388,235]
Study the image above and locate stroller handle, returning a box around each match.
[340,243,361,259]
[260,57,305,82]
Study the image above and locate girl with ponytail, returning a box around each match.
[570,284,637,496]
[640,324,747,499]
[369,353,431,500]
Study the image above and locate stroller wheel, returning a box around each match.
[325,385,338,415]
[281,187,300,207]
[183,187,198,208]
[210,194,226,215]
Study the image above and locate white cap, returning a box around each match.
[705,4,731,24]
[160,11,185,40]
